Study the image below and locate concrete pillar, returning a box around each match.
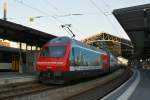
[29,46,31,50]
[19,42,23,73]
[26,44,28,51]
[31,45,32,52]
[36,46,38,51]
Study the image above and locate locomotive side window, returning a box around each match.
[69,48,75,66]
[74,47,80,66]
[73,47,101,66]
[40,46,66,57]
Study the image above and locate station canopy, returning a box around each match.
[0,19,57,47]
[113,4,150,59]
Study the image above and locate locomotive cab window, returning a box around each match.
[40,47,49,57]
[40,46,66,57]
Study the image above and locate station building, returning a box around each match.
[0,19,56,74]
[113,4,150,68]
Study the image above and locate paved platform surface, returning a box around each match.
[0,72,37,85]
[129,68,150,100]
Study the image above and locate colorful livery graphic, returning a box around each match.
[36,37,119,84]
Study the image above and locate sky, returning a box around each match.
[0,0,150,41]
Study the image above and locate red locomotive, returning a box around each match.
[36,37,119,84]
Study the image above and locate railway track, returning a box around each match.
[0,82,58,100]
[64,68,132,100]
[0,68,131,100]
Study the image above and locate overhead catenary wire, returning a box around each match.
[6,16,44,20]
[13,0,124,40]
[44,0,62,13]
[13,0,97,39]
[42,0,83,37]
[15,0,83,38]
[100,0,129,39]
[89,0,123,39]
[40,0,61,18]
[101,0,111,11]
[14,0,65,24]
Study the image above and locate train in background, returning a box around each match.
[0,46,37,74]
[0,46,22,72]
[36,37,123,84]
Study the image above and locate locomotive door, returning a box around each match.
[12,55,19,72]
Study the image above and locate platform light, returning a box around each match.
[29,16,44,22]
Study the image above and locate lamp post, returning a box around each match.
[3,0,7,21]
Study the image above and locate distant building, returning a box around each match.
[82,32,133,58]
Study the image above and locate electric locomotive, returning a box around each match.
[36,37,118,84]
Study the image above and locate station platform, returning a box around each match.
[128,68,150,100]
[102,68,150,100]
[0,72,38,85]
